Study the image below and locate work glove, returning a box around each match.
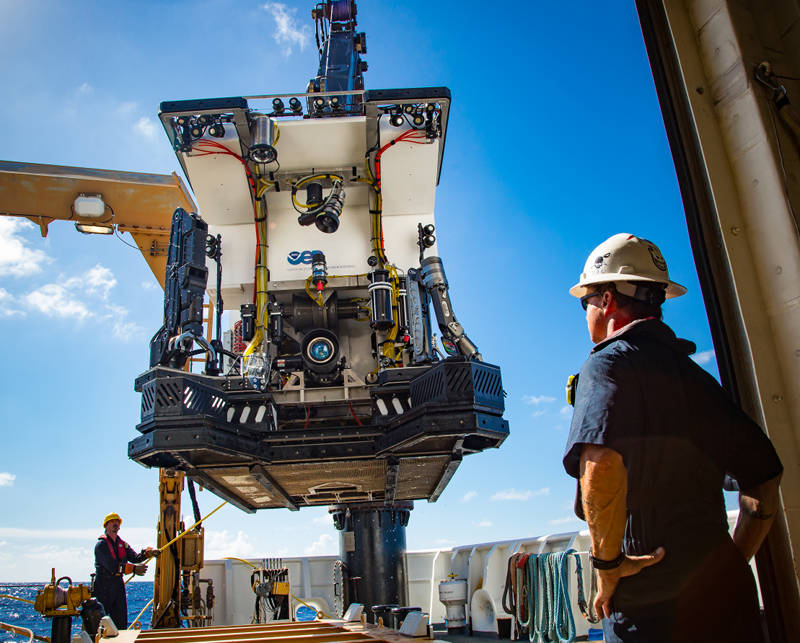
[134,564,148,576]
[144,547,160,558]
[124,563,135,575]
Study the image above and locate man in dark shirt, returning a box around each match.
[563,234,782,642]
[93,512,157,629]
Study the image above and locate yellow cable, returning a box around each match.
[128,598,154,630]
[125,501,228,585]
[223,557,257,568]
[0,594,35,605]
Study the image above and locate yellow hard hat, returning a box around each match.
[103,513,122,527]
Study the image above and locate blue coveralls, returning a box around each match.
[563,319,782,643]
[93,535,148,629]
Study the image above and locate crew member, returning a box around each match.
[563,234,783,642]
[94,512,157,629]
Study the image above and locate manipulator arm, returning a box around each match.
[149,208,210,369]
[420,256,482,361]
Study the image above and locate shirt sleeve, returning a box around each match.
[94,540,119,575]
[562,350,644,478]
[721,400,783,489]
[125,543,149,564]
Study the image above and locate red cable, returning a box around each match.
[348,401,363,427]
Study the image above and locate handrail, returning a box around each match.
[0,621,50,642]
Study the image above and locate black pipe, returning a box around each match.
[331,501,412,622]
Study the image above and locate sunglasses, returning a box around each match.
[580,292,601,311]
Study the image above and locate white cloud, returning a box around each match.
[0,218,51,277]
[692,350,715,366]
[17,265,143,341]
[531,409,546,418]
[0,289,23,317]
[460,491,477,503]
[304,533,336,555]
[0,472,16,487]
[433,538,455,546]
[0,526,154,541]
[24,283,91,320]
[473,520,492,528]
[312,513,333,526]
[490,487,550,502]
[79,264,117,299]
[560,405,572,416]
[263,3,311,54]
[205,530,260,559]
[134,116,158,139]
[141,281,160,290]
[77,82,93,95]
[522,394,556,405]
[548,516,582,526]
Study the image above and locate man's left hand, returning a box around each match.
[594,547,666,618]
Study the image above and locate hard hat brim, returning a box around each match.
[569,273,687,299]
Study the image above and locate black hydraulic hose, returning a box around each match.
[187,479,202,525]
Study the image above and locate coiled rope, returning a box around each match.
[503,549,598,643]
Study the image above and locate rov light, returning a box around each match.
[289,97,303,114]
[403,104,414,114]
[207,122,225,137]
[272,98,285,114]
[330,96,342,111]
[249,114,278,164]
[197,115,209,126]
[190,125,203,138]
[390,109,404,127]
[176,116,189,126]
[412,111,425,127]
[313,97,326,113]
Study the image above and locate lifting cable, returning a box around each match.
[124,501,228,585]
[502,549,598,643]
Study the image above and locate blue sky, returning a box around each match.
[0,0,720,581]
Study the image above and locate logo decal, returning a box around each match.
[647,244,667,271]
[287,250,321,266]
[592,252,611,272]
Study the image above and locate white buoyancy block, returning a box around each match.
[438,578,468,629]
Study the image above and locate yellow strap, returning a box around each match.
[0,594,35,605]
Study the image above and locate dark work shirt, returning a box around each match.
[94,536,148,577]
[563,319,782,605]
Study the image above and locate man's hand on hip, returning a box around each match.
[594,547,666,618]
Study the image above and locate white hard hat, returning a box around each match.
[569,233,686,299]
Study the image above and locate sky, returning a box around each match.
[0,0,722,582]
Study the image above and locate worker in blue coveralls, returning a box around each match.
[94,512,157,629]
[563,234,783,643]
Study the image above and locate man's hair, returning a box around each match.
[601,283,664,321]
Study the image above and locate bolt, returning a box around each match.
[731,226,741,235]
[772,394,783,403]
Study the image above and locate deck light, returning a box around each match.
[75,223,114,235]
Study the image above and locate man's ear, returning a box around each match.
[601,289,615,312]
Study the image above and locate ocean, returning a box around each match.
[0,581,154,641]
